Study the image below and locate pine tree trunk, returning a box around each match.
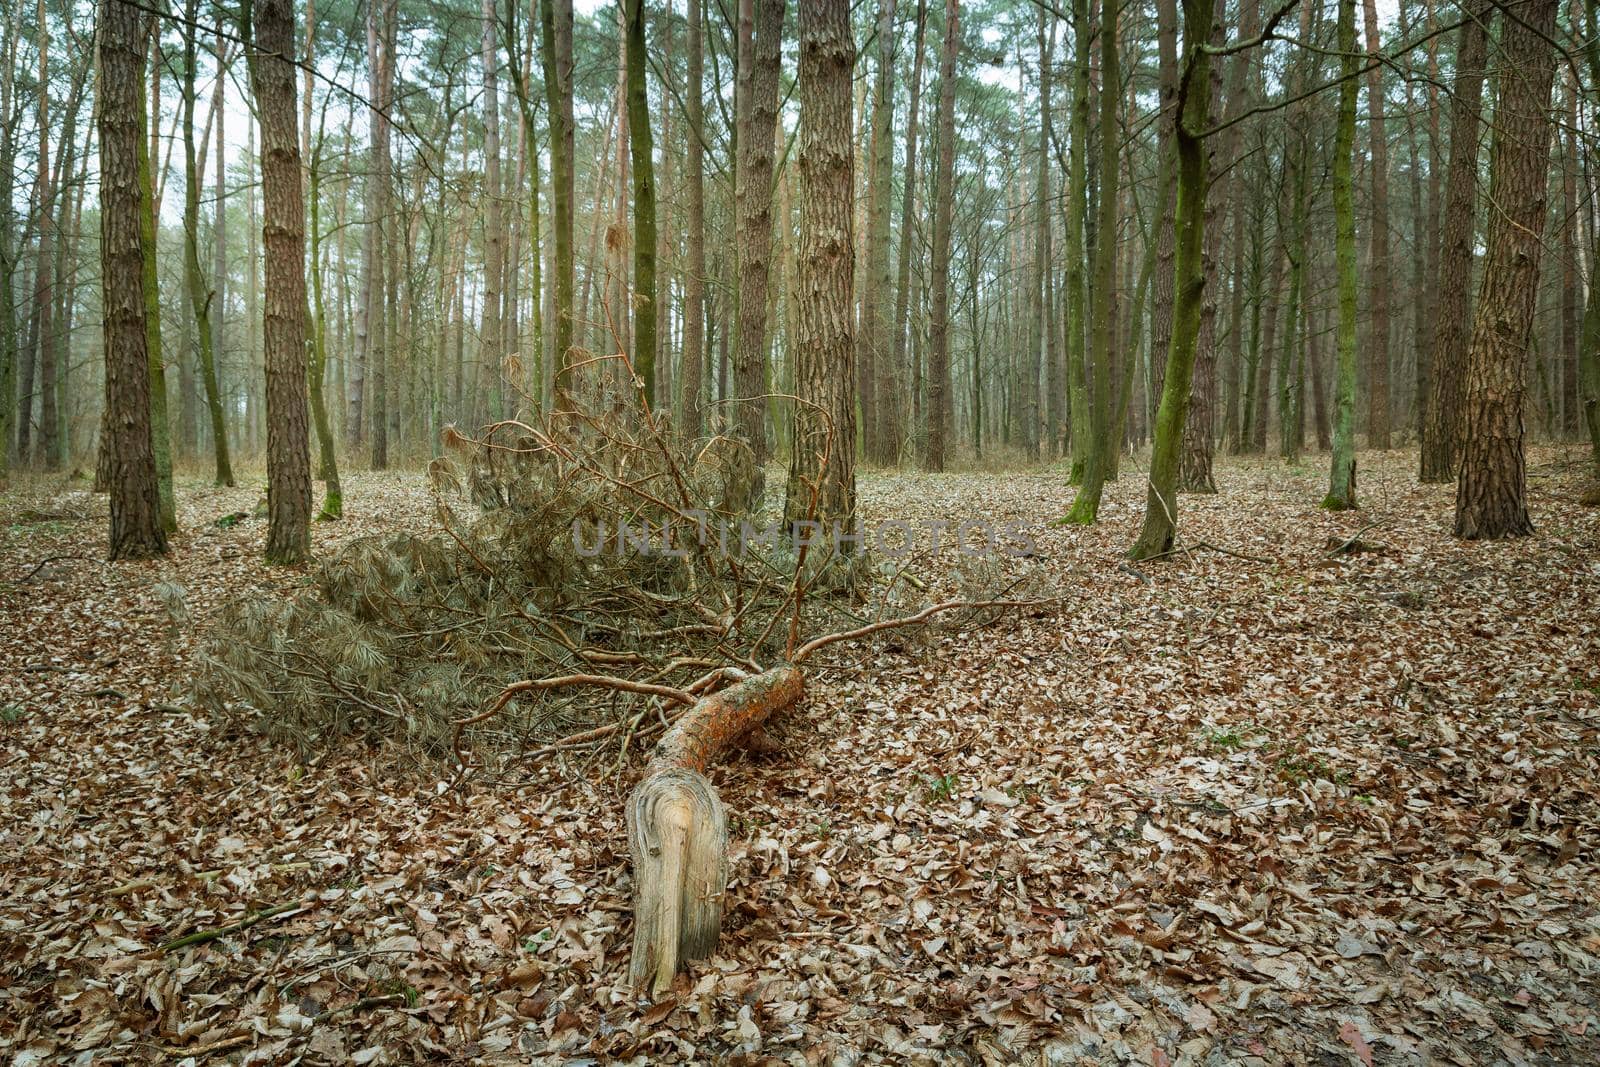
[540,0,575,411]
[730,0,784,503]
[303,0,341,518]
[1558,67,1579,438]
[476,0,502,431]
[141,36,176,530]
[1418,0,1442,440]
[923,0,958,472]
[624,0,657,402]
[97,0,168,559]
[1061,0,1091,482]
[1037,12,1061,458]
[1454,0,1560,538]
[1583,3,1600,487]
[32,0,56,469]
[249,0,313,563]
[213,22,232,464]
[182,0,234,486]
[1419,0,1488,482]
[1323,0,1360,509]
[890,0,927,463]
[785,0,857,534]
[369,0,395,466]
[0,12,16,483]
[859,0,896,465]
[1360,0,1391,449]
[43,65,86,470]
[680,0,706,436]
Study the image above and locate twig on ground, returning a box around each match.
[14,554,93,583]
[158,901,308,954]
[1139,540,1274,565]
[1325,521,1387,557]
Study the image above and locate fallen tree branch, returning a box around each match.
[158,901,307,954]
[791,598,1048,663]
[1325,521,1387,557]
[1137,540,1274,565]
[452,674,697,767]
[14,554,94,584]
[628,666,805,995]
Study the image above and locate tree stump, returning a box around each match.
[626,665,803,994]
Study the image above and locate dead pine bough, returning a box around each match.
[191,349,1052,995]
[626,665,804,994]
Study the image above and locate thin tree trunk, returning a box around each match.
[1061,0,1092,482]
[478,0,503,430]
[303,0,340,517]
[860,0,897,465]
[1419,0,1488,482]
[681,0,706,435]
[1129,0,1216,560]
[1064,0,1119,521]
[142,28,176,530]
[182,0,234,486]
[248,0,313,562]
[1323,0,1360,509]
[31,0,55,468]
[1181,0,1230,494]
[731,0,785,503]
[890,0,927,463]
[368,0,394,467]
[1559,64,1579,437]
[0,11,15,481]
[541,0,575,410]
[923,0,958,472]
[213,19,231,462]
[1360,0,1391,449]
[624,0,657,400]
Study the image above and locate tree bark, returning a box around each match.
[624,0,657,402]
[182,0,234,486]
[540,0,575,410]
[478,0,503,431]
[248,0,313,563]
[1180,0,1229,495]
[678,0,707,435]
[142,30,177,530]
[889,0,928,463]
[628,666,803,996]
[303,0,341,518]
[0,12,16,482]
[1129,0,1215,561]
[923,0,958,472]
[1454,0,1560,539]
[1323,0,1359,510]
[1064,0,1120,522]
[731,0,785,504]
[213,19,231,463]
[97,0,168,559]
[860,0,897,465]
[32,0,57,469]
[1360,0,1391,449]
[1144,0,1178,447]
[1419,0,1488,482]
[785,0,857,533]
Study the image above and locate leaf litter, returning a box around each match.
[2,447,1598,1064]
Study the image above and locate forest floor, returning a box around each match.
[2,447,1599,1066]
